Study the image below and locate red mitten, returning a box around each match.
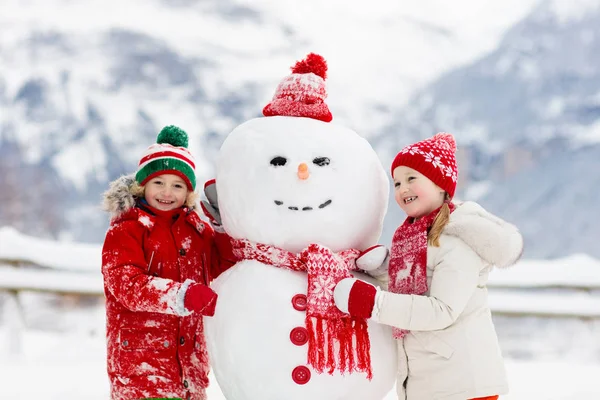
[333,278,377,319]
[184,283,218,316]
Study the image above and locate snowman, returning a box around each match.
[204,54,397,400]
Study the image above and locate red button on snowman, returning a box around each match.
[204,54,397,400]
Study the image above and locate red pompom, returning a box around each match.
[291,53,328,80]
[434,132,456,152]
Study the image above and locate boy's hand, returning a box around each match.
[333,278,377,319]
[184,283,218,316]
[200,179,223,228]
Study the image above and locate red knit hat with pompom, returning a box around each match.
[262,53,333,122]
[390,132,458,198]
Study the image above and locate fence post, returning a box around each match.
[4,290,25,358]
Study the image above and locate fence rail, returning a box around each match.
[0,265,103,297]
[2,258,599,319]
[487,288,600,319]
[2,257,599,356]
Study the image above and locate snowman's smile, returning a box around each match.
[274,199,332,211]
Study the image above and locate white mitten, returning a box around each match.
[356,245,389,277]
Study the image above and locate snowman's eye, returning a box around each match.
[270,156,287,166]
[313,157,330,167]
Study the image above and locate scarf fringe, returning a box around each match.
[306,316,373,380]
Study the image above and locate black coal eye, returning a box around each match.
[313,157,330,167]
[270,156,287,166]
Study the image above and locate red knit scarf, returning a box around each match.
[388,203,455,339]
[232,239,372,379]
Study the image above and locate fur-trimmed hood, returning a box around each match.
[445,201,523,268]
[102,174,207,236]
[102,174,138,220]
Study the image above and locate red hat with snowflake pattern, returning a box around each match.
[262,53,333,122]
[390,132,458,198]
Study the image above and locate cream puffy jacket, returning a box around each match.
[373,201,523,400]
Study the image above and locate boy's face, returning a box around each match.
[393,166,445,219]
[144,174,188,211]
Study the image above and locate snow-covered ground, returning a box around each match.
[0,328,599,399]
[1,227,600,398]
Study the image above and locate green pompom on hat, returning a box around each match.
[157,125,189,148]
[135,125,197,190]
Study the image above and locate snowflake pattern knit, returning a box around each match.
[232,239,372,378]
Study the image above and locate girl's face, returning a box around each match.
[393,166,445,219]
[144,174,189,211]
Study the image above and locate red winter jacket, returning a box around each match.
[102,183,236,400]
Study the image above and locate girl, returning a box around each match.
[333,132,523,400]
[102,125,236,400]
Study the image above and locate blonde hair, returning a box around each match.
[131,180,199,208]
[428,193,452,247]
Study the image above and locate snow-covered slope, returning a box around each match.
[10,0,593,257]
[375,0,600,258]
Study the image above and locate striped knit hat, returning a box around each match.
[135,125,196,190]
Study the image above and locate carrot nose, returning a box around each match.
[297,163,309,180]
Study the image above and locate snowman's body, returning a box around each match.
[204,116,397,400]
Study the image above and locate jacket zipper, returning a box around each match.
[147,251,155,273]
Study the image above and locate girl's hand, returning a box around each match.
[333,278,377,319]
[356,245,389,278]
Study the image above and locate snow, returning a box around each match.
[461,180,492,201]
[51,132,109,191]
[4,227,599,286]
[488,289,600,318]
[0,0,543,188]
[547,0,600,24]
[216,116,389,253]
[1,328,599,399]
[488,253,600,288]
[209,115,395,398]
[0,267,101,295]
[571,119,600,146]
[0,226,100,272]
[1,228,600,398]
[2,227,600,316]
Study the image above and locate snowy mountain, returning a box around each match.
[4,0,595,258]
[376,0,600,258]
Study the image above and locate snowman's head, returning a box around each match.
[216,116,389,253]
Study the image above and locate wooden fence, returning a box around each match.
[2,256,599,318]
[1,249,599,354]
[0,256,103,356]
